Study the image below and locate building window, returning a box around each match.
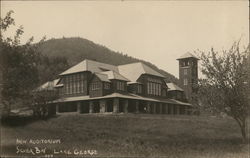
[117,81,125,91]
[147,82,161,96]
[184,78,188,85]
[75,74,80,93]
[64,73,85,95]
[73,78,76,94]
[184,69,188,75]
[69,76,73,94]
[137,84,142,93]
[104,83,110,89]
[81,80,86,93]
[91,82,100,90]
[147,77,162,96]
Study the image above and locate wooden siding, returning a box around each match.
[89,75,104,98]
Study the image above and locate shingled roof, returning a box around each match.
[166,83,183,91]
[94,73,111,82]
[60,59,165,83]
[177,52,199,60]
[118,62,164,83]
[100,71,130,82]
[60,59,118,75]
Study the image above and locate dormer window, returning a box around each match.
[137,84,142,93]
[104,82,110,89]
[117,81,125,91]
[91,82,100,90]
[147,80,161,96]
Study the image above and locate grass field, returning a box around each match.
[1,113,249,158]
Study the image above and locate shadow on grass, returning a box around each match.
[1,115,60,127]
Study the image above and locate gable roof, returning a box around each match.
[177,52,199,60]
[118,62,164,83]
[100,71,130,82]
[166,83,183,91]
[60,59,118,75]
[36,79,61,91]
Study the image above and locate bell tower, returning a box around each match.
[177,52,199,102]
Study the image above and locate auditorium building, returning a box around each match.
[39,52,199,115]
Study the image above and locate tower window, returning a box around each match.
[184,78,188,85]
[184,69,188,75]
[182,60,190,67]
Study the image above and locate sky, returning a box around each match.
[1,1,249,78]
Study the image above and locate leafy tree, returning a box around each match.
[197,42,249,141]
[0,11,67,119]
[33,83,59,118]
[0,11,43,118]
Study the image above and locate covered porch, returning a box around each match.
[55,93,192,115]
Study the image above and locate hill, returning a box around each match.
[38,37,179,84]
[2,114,249,157]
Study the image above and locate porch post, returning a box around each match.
[113,98,119,113]
[56,104,60,113]
[124,99,128,113]
[135,100,139,113]
[146,102,151,114]
[170,104,174,114]
[176,105,180,115]
[89,101,94,113]
[186,106,191,115]
[153,103,156,114]
[165,104,168,114]
[100,99,106,113]
[77,102,81,113]
[159,103,163,114]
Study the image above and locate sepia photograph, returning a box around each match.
[0,0,249,157]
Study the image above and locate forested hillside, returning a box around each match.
[38,37,179,84]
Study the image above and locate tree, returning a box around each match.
[32,81,59,118]
[197,42,249,141]
[0,11,43,118]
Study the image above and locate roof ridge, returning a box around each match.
[118,62,143,67]
[85,58,117,67]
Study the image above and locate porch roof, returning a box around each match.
[55,93,192,106]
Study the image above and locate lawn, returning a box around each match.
[1,113,249,158]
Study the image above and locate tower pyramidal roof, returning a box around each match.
[177,52,199,60]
